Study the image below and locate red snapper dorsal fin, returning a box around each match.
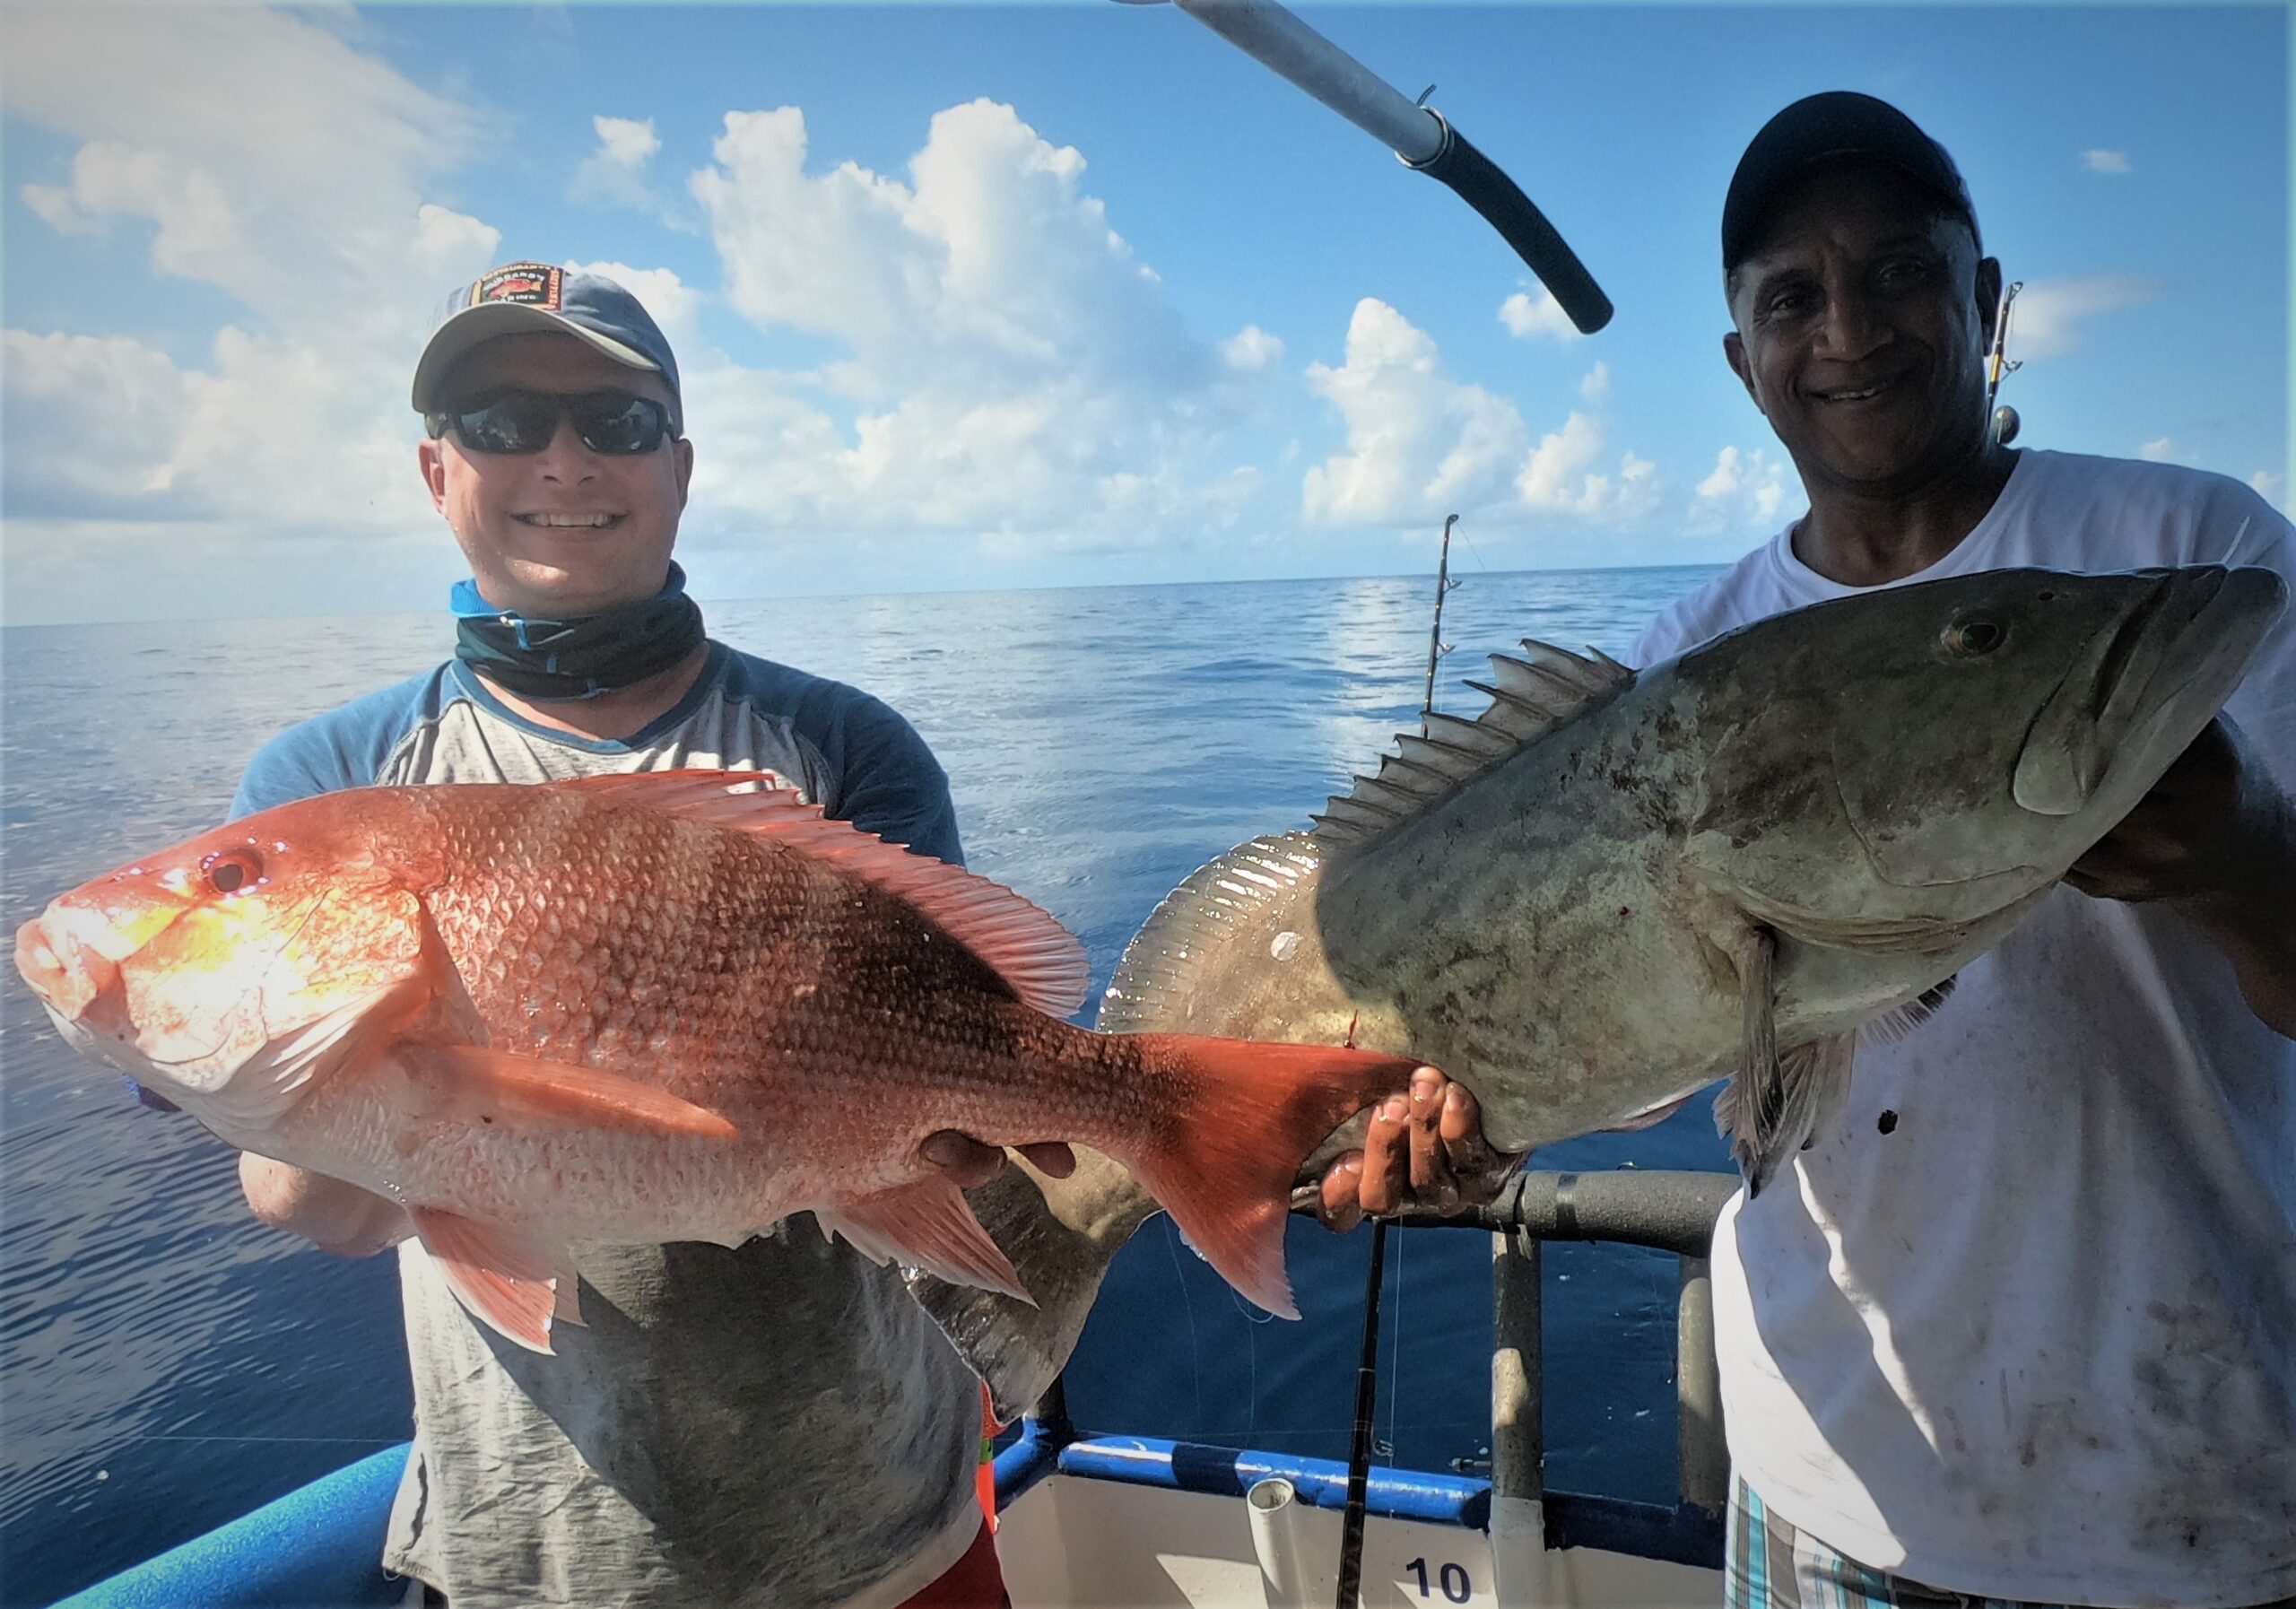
[549,770,1091,1018]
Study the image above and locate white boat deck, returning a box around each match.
[999,1473,1720,1607]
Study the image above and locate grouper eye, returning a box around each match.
[1944,614,2006,657]
[200,848,265,896]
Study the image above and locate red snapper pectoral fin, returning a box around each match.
[400,1046,739,1140]
[816,1178,1035,1305]
[1118,1038,1429,1321]
[411,1208,578,1353]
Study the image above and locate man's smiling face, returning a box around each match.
[1724,160,2000,501]
[420,332,693,616]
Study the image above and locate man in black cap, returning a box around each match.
[232,262,1050,1607]
[1631,93,2296,1609]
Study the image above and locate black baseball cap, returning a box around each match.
[1723,91,1979,269]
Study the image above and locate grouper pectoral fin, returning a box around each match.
[903,1147,1159,1423]
[1712,924,1858,1198]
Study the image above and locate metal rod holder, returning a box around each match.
[1675,1257,1726,1515]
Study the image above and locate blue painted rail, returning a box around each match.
[55,1445,411,1609]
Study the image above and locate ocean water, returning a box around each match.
[0,565,1729,1605]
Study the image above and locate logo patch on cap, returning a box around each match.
[470,263,562,312]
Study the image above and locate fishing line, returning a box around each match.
[1455,523,1493,572]
[1161,1221,1208,1423]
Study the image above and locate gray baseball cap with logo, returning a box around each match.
[411,261,682,419]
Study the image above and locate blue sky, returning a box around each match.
[3,3,2286,624]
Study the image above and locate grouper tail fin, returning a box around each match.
[1116,1036,1425,1318]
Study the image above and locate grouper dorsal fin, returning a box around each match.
[1311,639,1635,847]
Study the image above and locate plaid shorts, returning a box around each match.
[1725,1476,2294,1609]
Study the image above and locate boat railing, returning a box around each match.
[995,1167,1739,1570]
[1393,1166,1737,1519]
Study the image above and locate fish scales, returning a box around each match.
[280,788,1184,1233]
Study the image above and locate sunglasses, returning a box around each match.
[426,389,681,457]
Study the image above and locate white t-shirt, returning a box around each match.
[1632,450,2296,1607]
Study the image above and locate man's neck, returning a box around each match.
[1792,444,2019,587]
[474,641,712,742]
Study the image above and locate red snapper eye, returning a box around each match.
[200,848,265,896]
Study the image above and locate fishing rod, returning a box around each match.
[1421,515,1462,722]
[1335,1207,1388,1609]
[1126,0,1613,335]
[1987,279,2024,447]
[1333,513,1465,1608]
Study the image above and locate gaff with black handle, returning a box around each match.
[1132,0,1613,334]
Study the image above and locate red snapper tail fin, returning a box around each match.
[1120,1036,1423,1318]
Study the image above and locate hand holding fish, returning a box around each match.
[2065,716,2261,900]
[2065,715,2296,1039]
[1309,1066,1523,1233]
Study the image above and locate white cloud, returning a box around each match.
[2,331,198,510]
[4,7,487,327]
[574,115,687,227]
[1299,300,1653,526]
[1499,288,1581,342]
[1,4,501,572]
[1516,413,1659,519]
[595,116,661,170]
[1578,361,1611,404]
[2138,437,2179,463]
[1518,412,1601,506]
[1302,299,1530,524]
[2008,275,2157,360]
[2082,149,2132,175]
[1221,325,1283,372]
[2251,471,2286,510]
[698,100,1199,401]
[20,181,100,236]
[1689,444,1795,535]
[684,99,1233,543]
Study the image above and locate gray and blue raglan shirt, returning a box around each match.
[231,642,987,1609]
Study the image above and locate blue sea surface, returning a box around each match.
[0,565,1728,1605]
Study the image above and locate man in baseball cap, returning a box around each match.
[230,258,1043,1607]
[1626,90,2296,1609]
